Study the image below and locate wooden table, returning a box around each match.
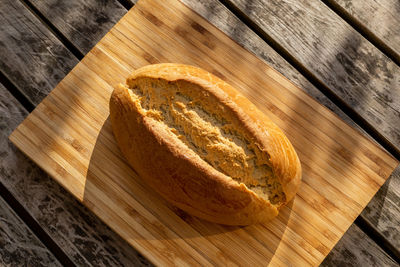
[0,0,399,265]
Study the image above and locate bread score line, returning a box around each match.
[110,63,301,225]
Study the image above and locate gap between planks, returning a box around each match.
[0,0,85,113]
[0,70,34,112]
[0,169,76,266]
[19,0,84,59]
[355,216,400,264]
[320,0,400,67]
[118,0,135,10]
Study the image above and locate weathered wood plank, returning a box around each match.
[0,0,77,105]
[0,112,60,266]
[0,2,151,265]
[363,167,400,250]
[333,0,400,57]
[230,0,400,153]
[29,0,127,55]
[0,200,60,266]
[321,224,397,266]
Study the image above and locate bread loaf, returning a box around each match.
[109,63,301,225]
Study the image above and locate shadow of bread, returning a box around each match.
[83,116,290,264]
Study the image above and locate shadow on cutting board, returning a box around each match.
[83,117,290,264]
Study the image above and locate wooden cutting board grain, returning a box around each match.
[9,0,399,265]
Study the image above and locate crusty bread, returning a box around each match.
[109,63,301,225]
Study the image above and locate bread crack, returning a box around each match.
[129,78,285,205]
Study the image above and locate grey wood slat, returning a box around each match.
[0,198,60,267]
[0,0,78,105]
[25,0,398,263]
[321,224,397,266]
[363,167,400,250]
[0,1,151,266]
[227,0,400,251]
[28,0,127,55]
[0,86,60,265]
[230,0,400,153]
[332,0,400,58]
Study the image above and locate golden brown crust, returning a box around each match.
[110,63,301,225]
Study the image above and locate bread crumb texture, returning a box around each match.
[127,77,285,206]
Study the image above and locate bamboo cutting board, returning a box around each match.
[9,0,399,265]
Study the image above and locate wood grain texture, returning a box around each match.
[321,224,397,267]
[0,49,150,266]
[0,0,78,105]
[0,87,60,265]
[230,0,400,153]
[17,0,397,263]
[0,198,60,266]
[29,0,127,55]
[333,0,400,56]
[363,167,400,250]
[34,0,399,251]
[183,0,400,255]
[1,0,397,263]
[9,0,398,265]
